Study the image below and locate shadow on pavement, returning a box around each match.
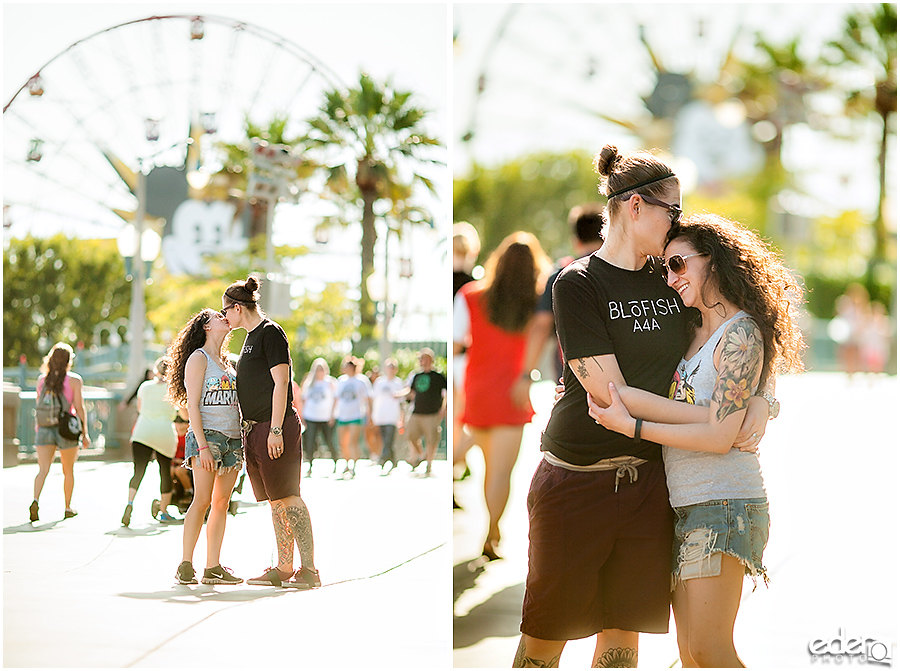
[105,526,171,538]
[4,521,61,534]
[119,585,294,604]
[454,582,525,649]
[453,557,486,604]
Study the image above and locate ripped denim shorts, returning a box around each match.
[185,429,243,475]
[672,498,769,590]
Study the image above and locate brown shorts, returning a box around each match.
[406,412,443,448]
[520,458,674,641]
[242,411,302,502]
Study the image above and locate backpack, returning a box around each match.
[35,385,62,427]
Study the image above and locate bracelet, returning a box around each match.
[198,446,209,451]
[633,418,643,443]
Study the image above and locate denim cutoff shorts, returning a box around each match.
[35,425,79,450]
[185,429,244,475]
[672,498,769,590]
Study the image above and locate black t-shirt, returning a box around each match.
[453,270,474,298]
[410,370,447,415]
[542,252,691,465]
[235,319,294,422]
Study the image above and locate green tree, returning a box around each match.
[3,235,130,366]
[300,72,444,345]
[822,3,897,288]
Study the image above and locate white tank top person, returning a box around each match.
[195,348,241,439]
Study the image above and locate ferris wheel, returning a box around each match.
[3,14,344,237]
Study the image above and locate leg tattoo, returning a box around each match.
[594,647,637,668]
[270,500,294,567]
[513,638,561,668]
[285,502,316,569]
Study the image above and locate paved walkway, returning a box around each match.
[4,457,450,668]
[453,372,898,668]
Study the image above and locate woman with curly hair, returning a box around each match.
[30,342,91,522]
[588,212,805,667]
[166,309,244,585]
[453,231,551,561]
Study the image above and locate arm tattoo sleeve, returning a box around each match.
[712,319,764,423]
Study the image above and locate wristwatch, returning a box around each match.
[269,426,283,436]
[757,391,780,420]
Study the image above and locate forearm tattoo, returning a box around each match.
[574,356,604,380]
[513,638,561,668]
[286,502,316,569]
[270,500,294,566]
[712,319,763,423]
[595,647,637,668]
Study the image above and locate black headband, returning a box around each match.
[224,290,255,305]
[607,172,676,198]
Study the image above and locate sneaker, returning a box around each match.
[64,508,78,519]
[200,565,243,585]
[176,561,198,584]
[282,566,321,590]
[247,567,291,586]
[158,512,178,523]
[121,503,133,527]
[29,501,39,523]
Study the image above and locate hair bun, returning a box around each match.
[244,276,260,292]
[594,144,619,177]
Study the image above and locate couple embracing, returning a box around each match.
[514,146,805,668]
[165,276,320,589]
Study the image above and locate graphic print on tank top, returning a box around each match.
[669,361,701,405]
[204,372,237,406]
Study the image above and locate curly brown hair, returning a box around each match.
[666,213,806,385]
[165,309,231,408]
[40,342,73,395]
[481,231,551,333]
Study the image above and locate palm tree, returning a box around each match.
[301,72,444,345]
[823,3,897,287]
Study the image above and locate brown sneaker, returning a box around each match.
[247,567,291,586]
[282,566,321,590]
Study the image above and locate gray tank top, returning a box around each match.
[662,311,767,507]
[195,349,241,439]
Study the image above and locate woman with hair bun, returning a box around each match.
[30,342,91,522]
[588,212,805,666]
[515,145,774,667]
[221,276,320,589]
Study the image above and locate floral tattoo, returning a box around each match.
[712,318,763,423]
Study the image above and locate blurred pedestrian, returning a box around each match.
[120,357,179,527]
[831,282,869,377]
[365,364,384,462]
[512,203,605,409]
[333,356,373,479]
[298,358,339,475]
[588,212,806,667]
[861,300,892,374]
[403,348,447,476]
[514,145,772,668]
[453,231,550,560]
[452,223,481,506]
[30,342,91,522]
[222,276,320,589]
[166,309,244,585]
[371,357,405,473]
[171,413,193,503]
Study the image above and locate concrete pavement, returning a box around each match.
[453,372,898,668]
[4,456,451,668]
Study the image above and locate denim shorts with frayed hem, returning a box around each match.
[35,426,79,450]
[672,497,769,590]
[185,429,244,475]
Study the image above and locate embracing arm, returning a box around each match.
[590,318,765,454]
[568,354,709,425]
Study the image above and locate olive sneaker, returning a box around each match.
[200,565,243,585]
[175,561,197,585]
[282,566,321,590]
[247,567,291,586]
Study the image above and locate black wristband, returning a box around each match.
[633,418,643,443]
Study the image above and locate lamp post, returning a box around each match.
[116,169,161,390]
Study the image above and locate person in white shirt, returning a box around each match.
[332,356,373,478]
[371,358,405,473]
[298,358,339,475]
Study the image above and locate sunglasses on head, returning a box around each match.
[664,253,705,276]
[637,193,682,227]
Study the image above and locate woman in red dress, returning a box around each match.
[453,231,550,560]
